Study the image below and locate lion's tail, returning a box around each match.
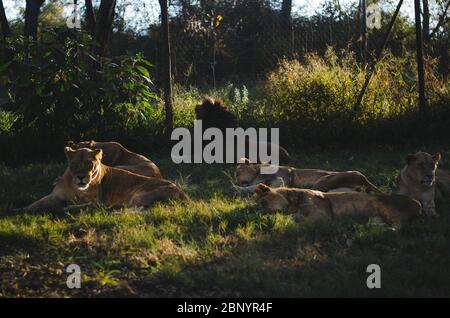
[355,178,384,195]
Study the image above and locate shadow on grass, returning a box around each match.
[0,232,45,256]
[121,201,450,298]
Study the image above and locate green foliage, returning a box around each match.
[0,28,158,159]
[0,111,17,134]
[261,48,450,146]
[152,49,449,152]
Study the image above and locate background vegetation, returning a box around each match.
[0,0,449,163]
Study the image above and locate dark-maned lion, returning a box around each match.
[254,184,421,229]
[21,147,182,213]
[235,159,381,194]
[194,96,238,131]
[194,97,291,163]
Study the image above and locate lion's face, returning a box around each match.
[235,159,260,186]
[254,184,289,211]
[405,152,441,187]
[64,147,103,191]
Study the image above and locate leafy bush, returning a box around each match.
[260,48,449,147]
[165,52,449,150]
[0,28,158,161]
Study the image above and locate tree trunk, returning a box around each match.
[85,0,96,36]
[24,0,45,39]
[280,0,292,54]
[0,0,10,39]
[281,0,292,27]
[159,0,173,135]
[414,0,428,133]
[422,0,430,50]
[95,0,116,56]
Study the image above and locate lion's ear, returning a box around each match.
[92,149,103,161]
[239,158,251,165]
[433,152,441,164]
[64,147,75,155]
[88,140,96,148]
[255,183,271,196]
[406,154,417,165]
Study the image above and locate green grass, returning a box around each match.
[1,147,450,297]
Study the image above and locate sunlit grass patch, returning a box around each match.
[1,148,450,297]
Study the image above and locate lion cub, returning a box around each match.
[396,152,450,217]
[254,184,421,229]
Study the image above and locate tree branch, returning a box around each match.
[430,0,450,38]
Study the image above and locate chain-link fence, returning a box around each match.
[107,0,448,88]
[107,0,369,86]
[165,7,362,86]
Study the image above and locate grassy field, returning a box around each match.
[1,146,450,297]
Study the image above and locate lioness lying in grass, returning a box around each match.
[396,151,450,217]
[234,158,381,194]
[254,184,421,229]
[21,141,162,212]
[21,147,185,213]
